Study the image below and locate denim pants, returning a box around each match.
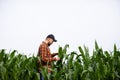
[39,72,44,80]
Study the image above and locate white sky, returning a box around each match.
[0,0,120,56]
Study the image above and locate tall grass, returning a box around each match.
[0,41,120,80]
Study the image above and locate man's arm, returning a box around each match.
[40,45,56,62]
[51,53,58,57]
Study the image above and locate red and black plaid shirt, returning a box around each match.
[38,41,56,66]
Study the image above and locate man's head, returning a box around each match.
[46,34,57,46]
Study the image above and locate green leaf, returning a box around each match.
[95,40,99,50]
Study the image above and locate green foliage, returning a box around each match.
[0,49,39,80]
[0,42,120,80]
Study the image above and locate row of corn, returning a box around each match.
[0,41,120,80]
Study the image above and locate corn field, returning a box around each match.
[0,41,120,80]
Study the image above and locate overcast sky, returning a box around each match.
[0,0,120,56]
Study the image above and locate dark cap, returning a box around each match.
[46,34,57,42]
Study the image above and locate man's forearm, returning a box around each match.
[51,53,58,57]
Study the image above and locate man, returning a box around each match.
[37,34,60,80]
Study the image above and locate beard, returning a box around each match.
[48,43,52,46]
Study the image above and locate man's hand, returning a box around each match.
[55,57,60,61]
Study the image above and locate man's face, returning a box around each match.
[48,38,54,46]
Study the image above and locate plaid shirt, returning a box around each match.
[38,41,56,66]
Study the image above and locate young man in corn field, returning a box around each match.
[37,34,60,80]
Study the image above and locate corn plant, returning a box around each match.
[0,49,39,80]
[0,41,120,80]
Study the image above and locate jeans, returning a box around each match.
[39,72,44,80]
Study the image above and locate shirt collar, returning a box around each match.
[42,41,48,47]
